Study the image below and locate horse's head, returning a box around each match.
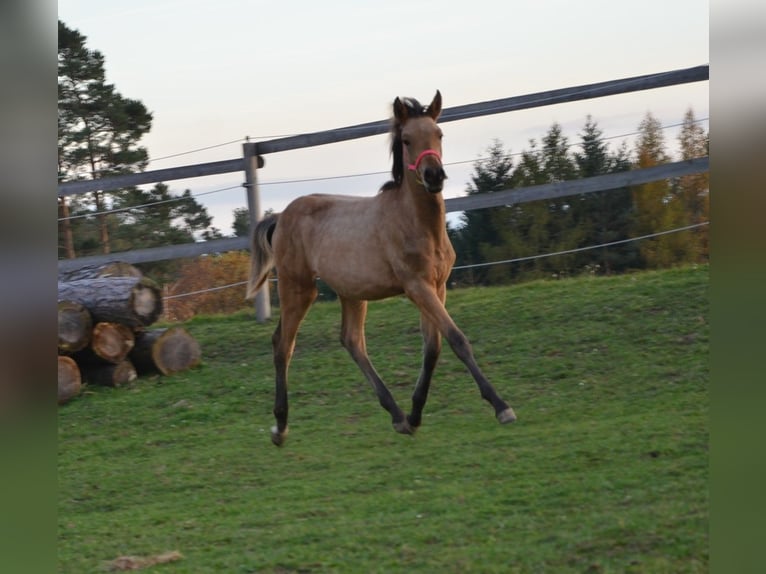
[390,91,447,194]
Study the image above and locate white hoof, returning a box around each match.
[271,425,288,447]
[497,407,517,424]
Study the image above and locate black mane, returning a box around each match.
[380,97,430,192]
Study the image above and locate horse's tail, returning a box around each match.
[246,213,279,300]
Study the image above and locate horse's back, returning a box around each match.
[273,194,401,298]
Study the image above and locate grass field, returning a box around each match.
[58,265,709,573]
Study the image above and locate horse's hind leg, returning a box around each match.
[270,279,317,446]
[339,297,411,435]
[407,302,443,430]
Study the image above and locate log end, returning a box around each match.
[82,359,138,387]
[154,327,201,375]
[132,326,201,376]
[90,322,136,363]
[133,279,164,326]
[58,356,82,404]
[58,300,93,354]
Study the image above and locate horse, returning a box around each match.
[247,91,516,446]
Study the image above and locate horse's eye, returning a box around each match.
[402,139,410,146]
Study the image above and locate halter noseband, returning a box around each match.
[407,149,442,173]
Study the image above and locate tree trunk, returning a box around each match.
[58,300,93,354]
[58,261,143,282]
[82,359,137,387]
[58,356,81,404]
[57,276,163,328]
[131,327,201,375]
[58,197,76,259]
[94,191,111,255]
[76,322,135,364]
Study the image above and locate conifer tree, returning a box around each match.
[450,140,514,285]
[58,20,221,263]
[573,116,637,273]
[480,136,558,283]
[58,20,152,257]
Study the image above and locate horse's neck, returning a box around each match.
[399,180,448,238]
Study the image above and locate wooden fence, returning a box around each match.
[57,65,709,320]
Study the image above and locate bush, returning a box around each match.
[162,251,251,320]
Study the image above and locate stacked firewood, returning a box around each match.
[57,262,201,405]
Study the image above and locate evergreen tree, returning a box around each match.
[232,207,276,238]
[232,207,250,237]
[573,116,638,273]
[481,138,555,283]
[109,183,220,251]
[485,124,581,283]
[451,140,513,285]
[539,123,582,273]
[540,122,577,182]
[58,20,152,257]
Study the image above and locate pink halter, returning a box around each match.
[407,149,442,172]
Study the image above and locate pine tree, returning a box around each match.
[58,20,152,257]
[450,140,514,285]
[540,123,582,275]
[109,184,221,252]
[480,138,556,283]
[232,207,250,237]
[541,122,577,182]
[573,116,637,273]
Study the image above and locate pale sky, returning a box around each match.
[58,0,709,235]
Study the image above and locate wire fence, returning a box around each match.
[57,116,708,223]
[162,221,709,301]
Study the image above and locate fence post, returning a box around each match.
[243,143,270,322]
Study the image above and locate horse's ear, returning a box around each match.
[393,96,408,123]
[428,90,442,120]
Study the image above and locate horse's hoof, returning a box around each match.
[406,414,422,430]
[393,420,415,435]
[497,407,517,424]
[271,425,288,447]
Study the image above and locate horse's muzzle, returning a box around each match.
[423,165,447,193]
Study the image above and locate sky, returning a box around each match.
[58,0,709,235]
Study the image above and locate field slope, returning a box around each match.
[58,265,709,573]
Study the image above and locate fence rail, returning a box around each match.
[56,157,709,272]
[58,64,709,278]
[57,65,708,198]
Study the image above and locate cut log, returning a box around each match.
[131,327,201,375]
[81,359,137,387]
[58,260,143,282]
[75,322,135,364]
[58,356,81,404]
[58,300,93,354]
[57,276,163,328]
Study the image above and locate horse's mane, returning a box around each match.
[380,97,430,192]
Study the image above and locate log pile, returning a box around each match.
[57,263,202,404]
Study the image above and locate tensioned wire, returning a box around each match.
[162,222,709,300]
[57,117,707,222]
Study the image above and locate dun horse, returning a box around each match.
[247,91,516,446]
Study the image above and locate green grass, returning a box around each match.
[58,265,709,573]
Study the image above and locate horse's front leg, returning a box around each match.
[405,282,516,425]
[407,307,442,430]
